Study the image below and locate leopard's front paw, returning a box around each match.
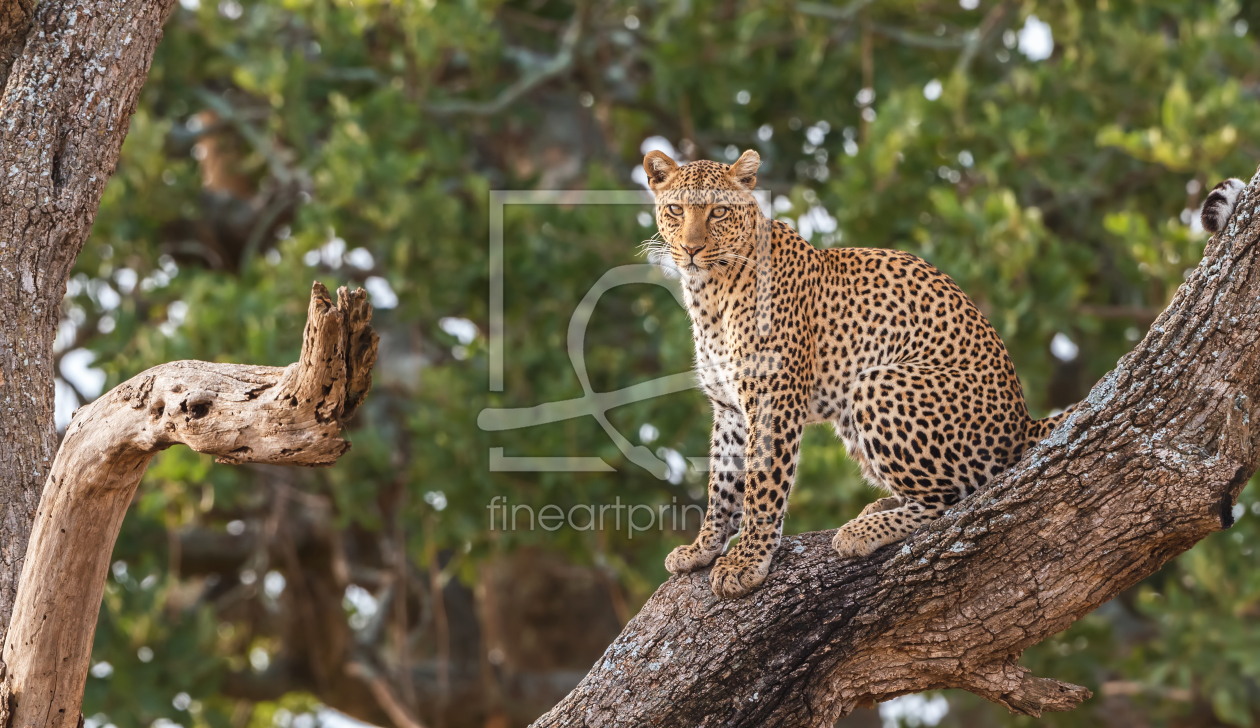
[665,543,720,574]
[832,521,883,559]
[709,552,769,599]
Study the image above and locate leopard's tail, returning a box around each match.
[1025,403,1078,450]
[1202,178,1247,234]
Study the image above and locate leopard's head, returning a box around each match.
[643,149,761,278]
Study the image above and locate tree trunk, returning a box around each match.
[0,283,377,728]
[0,0,176,661]
[533,166,1260,727]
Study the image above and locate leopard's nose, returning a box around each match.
[682,243,705,257]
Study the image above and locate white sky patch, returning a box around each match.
[797,206,838,242]
[159,300,189,338]
[1190,205,1206,234]
[880,693,949,728]
[439,317,478,344]
[639,423,659,443]
[640,135,678,159]
[264,570,286,599]
[62,348,106,399]
[656,447,688,485]
[322,237,346,268]
[634,136,679,189]
[344,247,375,270]
[364,276,398,309]
[424,490,448,511]
[1050,332,1079,362]
[1018,15,1054,62]
[249,646,268,671]
[90,279,121,311]
[54,318,77,354]
[344,584,379,630]
[923,79,943,101]
[114,268,138,294]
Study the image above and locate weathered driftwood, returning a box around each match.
[0,283,377,728]
[533,167,1260,727]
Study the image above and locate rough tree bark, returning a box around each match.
[0,283,378,728]
[0,0,177,660]
[534,166,1260,727]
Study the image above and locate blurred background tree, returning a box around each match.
[57,0,1260,726]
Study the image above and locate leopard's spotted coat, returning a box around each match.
[644,149,1072,599]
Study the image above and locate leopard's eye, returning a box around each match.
[666,204,684,217]
[710,206,729,219]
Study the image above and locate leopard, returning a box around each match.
[642,148,1077,599]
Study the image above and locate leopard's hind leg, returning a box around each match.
[833,498,941,558]
[832,364,1016,558]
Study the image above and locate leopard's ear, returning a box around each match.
[643,151,679,190]
[729,149,760,189]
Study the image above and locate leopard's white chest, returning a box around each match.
[684,285,744,413]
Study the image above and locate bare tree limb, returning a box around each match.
[868,23,971,50]
[794,0,877,22]
[954,2,1011,75]
[1075,304,1161,325]
[424,17,580,116]
[533,168,1260,727]
[0,283,378,728]
[346,661,429,728]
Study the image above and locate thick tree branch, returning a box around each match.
[534,165,1260,727]
[0,283,378,728]
[424,17,580,116]
[0,0,177,663]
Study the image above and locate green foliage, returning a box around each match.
[61,0,1260,725]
